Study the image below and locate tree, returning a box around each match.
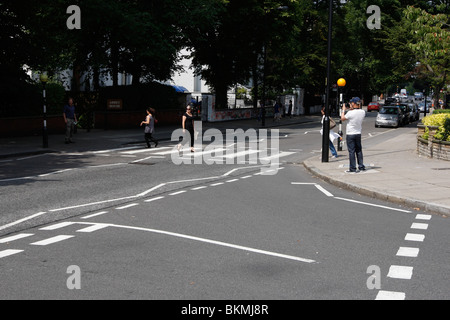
[404,5,450,104]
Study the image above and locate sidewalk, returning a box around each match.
[0,115,319,158]
[303,130,450,217]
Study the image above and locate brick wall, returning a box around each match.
[417,124,450,161]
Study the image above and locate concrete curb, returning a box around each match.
[303,159,450,218]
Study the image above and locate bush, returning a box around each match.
[422,114,450,141]
[433,109,450,115]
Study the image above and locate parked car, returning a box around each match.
[367,102,380,112]
[397,104,410,125]
[408,103,419,122]
[418,102,430,113]
[375,106,401,128]
[414,92,423,100]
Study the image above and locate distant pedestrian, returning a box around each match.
[288,100,293,118]
[341,97,366,172]
[321,107,340,158]
[273,102,281,122]
[63,97,77,144]
[177,105,196,153]
[140,107,158,148]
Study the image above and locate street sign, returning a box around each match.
[107,99,123,110]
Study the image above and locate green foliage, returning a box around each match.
[422,114,450,141]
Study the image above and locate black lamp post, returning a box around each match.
[321,0,333,163]
[40,73,49,148]
[337,78,346,151]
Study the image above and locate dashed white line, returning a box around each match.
[81,211,109,219]
[169,190,187,196]
[387,265,413,280]
[210,182,224,187]
[226,179,239,183]
[396,247,420,258]
[116,203,140,210]
[191,186,207,191]
[76,224,109,233]
[415,214,432,221]
[0,249,24,258]
[404,233,425,242]
[375,291,406,300]
[411,223,428,230]
[0,233,34,243]
[144,196,165,203]
[30,235,75,246]
[40,222,74,230]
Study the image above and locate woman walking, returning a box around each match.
[140,107,158,148]
[320,107,340,158]
[177,105,196,152]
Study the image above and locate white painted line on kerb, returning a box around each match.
[396,247,420,258]
[334,197,412,213]
[116,203,139,210]
[375,291,406,300]
[144,196,165,203]
[81,211,108,219]
[315,185,334,197]
[387,265,413,280]
[405,233,425,242]
[40,222,74,231]
[30,235,75,246]
[0,233,34,244]
[416,214,432,220]
[0,249,24,259]
[411,223,428,230]
[76,224,109,233]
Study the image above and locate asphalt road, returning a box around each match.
[0,112,448,302]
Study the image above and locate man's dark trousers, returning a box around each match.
[346,134,365,172]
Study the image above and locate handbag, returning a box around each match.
[330,118,337,129]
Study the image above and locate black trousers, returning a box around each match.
[145,132,158,147]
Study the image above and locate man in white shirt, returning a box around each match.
[341,97,366,172]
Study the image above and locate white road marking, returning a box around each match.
[40,222,74,230]
[191,186,207,191]
[0,233,34,243]
[411,223,428,230]
[210,182,224,186]
[291,182,317,185]
[81,211,109,219]
[226,179,239,183]
[73,222,316,264]
[334,197,412,213]
[76,224,109,233]
[87,163,127,169]
[315,185,334,197]
[396,247,420,257]
[415,214,432,220]
[169,190,187,196]
[144,196,165,202]
[121,147,173,155]
[116,203,140,210]
[405,233,425,242]
[0,249,24,258]
[375,291,406,300]
[387,265,413,280]
[17,154,47,161]
[241,175,252,179]
[0,212,47,232]
[30,235,75,246]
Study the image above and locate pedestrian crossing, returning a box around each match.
[113,144,296,165]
